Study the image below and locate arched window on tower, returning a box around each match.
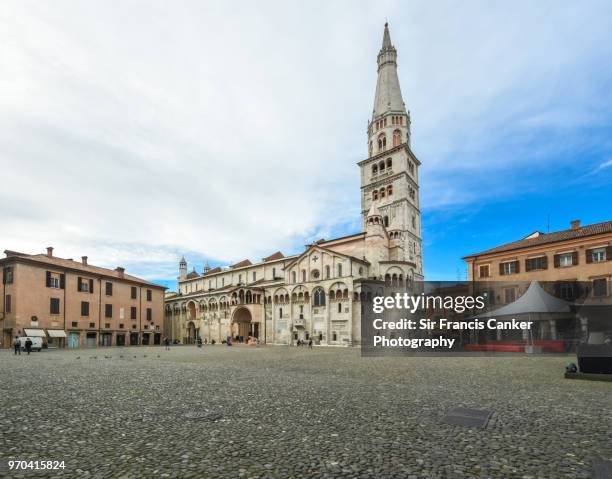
[387,185,393,196]
[393,129,401,147]
[386,158,392,169]
[379,160,385,172]
[372,164,377,175]
[384,216,389,227]
[302,269,307,282]
[372,190,378,201]
[380,188,385,198]
[369,141,373,157]
[291,271,296,283]
[377,133,386,151]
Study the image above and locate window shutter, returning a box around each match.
[542,256,548,269]
[572,252,578,266]
[46,271,51,287]
[77,277,82,291]
[89,279,94,294]
[514,260,520,273]
[499,263,504,275]
[60,274,65,289]
[525,260,531,272]
[2,268,5,284]
[607,246,612,261]
[553,255,560,268]
[586,249,592,264]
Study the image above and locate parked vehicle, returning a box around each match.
[17,337,44,352]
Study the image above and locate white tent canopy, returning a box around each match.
[476,281,571,318]
[23,328,46,337]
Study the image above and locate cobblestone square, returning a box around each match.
[1,346,610,478]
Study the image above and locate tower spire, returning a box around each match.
[372,22,405,119]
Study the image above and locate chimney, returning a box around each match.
[115,267,125,278]
[570,219,581,230]
[46,247,53,257]
[82,256,88,266]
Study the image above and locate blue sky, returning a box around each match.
[1,0,612,289]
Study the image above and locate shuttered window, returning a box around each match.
[146,289,152,301]
[106,282,113,296]
[146,308,152,321]
[50,298,60,314]
[525,256,547,272]
[130,306,137,320]
[81,301,89,316]
[5,294,11,313]
[131,287,137,299]
[105,304,112,318]
[499,261,519,275]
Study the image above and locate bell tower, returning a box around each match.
[359,23,423,278]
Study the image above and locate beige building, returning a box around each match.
[1,247,165,348]
[464,220,612,309]
[165,24,424,346]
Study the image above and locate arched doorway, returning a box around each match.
[187,301,196,320]
[232,307,257,341]
[187,321,197,344]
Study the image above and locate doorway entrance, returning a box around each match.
[116,334,126,346]
[142,333,150,345]
[232,307,257,340]
[68,332,80,349]
[86,332,97,347]
[101,333,112,346]
[130,332,139,345]
[187,322,197,344]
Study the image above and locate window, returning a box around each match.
[479,265,490,278]
[500,261,519,275]
[412,216,416,228]
[313,288,326,307]
[81,301,89,316]
[2,266,13,284]
[104,323,110,329]
[5,294,11,313]
[337,264,343,277]
[593,278,607,297]
[79,277,94,293]
[325,265,330,279]
[338,302,342,313]
[409,187,415,199]
[408,161,414,174]
[589,248,606,263]
[372,190,378,201]
[292,271,296,283]
[332,332,337,341]
[106,282,113,296]
[503,288,517,303]
[119,323,124,329]
[90,322,96,328]
[384,216,389,227]
[239,274,243,284]
[131,287,137,299]
[380,188,385,198]
[556,252,575,268]
[372,164,378,175]
[525,256,548,272]
[279,307,283,318]
[50,298,60,315]
[147,308,152,321]
[71,321,78,328]
[252,272,256,282]
[302,270,306,282]
[377,133,386,151]
[46,271,64,289]
[312,269,320,279]
[146,289,152,301]
[105,304,112,318]
[130,306,137,320]
[392,129,401,147]
[387,185,393,196]
[555,282,576,300]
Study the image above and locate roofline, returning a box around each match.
[0,254,166,289]
[462,224,612,259]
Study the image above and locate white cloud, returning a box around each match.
[1,0,611,281]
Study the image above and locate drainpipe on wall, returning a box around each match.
[98,278,102,348]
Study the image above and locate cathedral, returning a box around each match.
[164,23,424,346]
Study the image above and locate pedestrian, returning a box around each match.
[25,337,32,355]
[308,338,313,349]
[164,337,170,350]
[13,336,21,355]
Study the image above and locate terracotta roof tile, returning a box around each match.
[262,251,284,262]
[464,221,612,258]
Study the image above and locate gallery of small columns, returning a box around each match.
[164,281,395,346]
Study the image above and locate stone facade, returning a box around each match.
[0,247,165,348]
[165,24,424,346]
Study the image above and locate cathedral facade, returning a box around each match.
[164,24,424,346]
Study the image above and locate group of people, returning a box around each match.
[12,336,33,355]
[296,338,314,349]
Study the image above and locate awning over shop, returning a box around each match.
[23,328,46,337]
[47,329,67,338]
